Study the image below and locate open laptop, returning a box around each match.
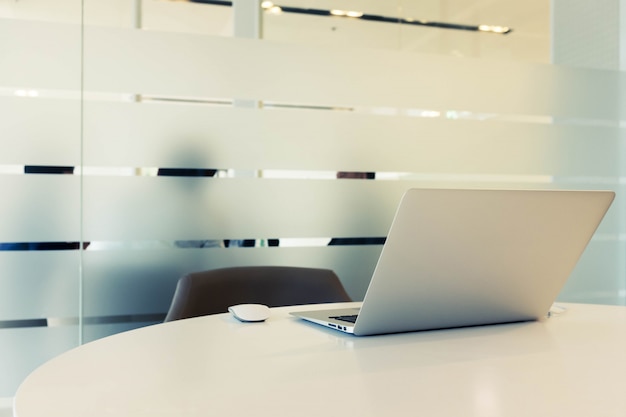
[290,188,615,336]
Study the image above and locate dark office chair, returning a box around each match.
[164,266,352,322]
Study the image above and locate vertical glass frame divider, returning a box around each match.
[78,0,85,346]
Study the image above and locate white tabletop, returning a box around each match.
[14,302,626,417]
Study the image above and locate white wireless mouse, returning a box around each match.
[228,304,271,322]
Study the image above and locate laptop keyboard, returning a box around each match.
[330,314,358,323]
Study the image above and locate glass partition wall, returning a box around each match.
[1,0,624,398]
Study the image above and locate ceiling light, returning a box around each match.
[346,11,363,18]
[261,1,274,9]
[478,24,511,34]
[330,9,363,18]
[420,110,441,118]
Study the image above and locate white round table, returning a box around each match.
[14,302,626,417]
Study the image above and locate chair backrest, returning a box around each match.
[164,266,352,322]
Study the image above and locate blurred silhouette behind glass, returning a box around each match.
[0,166,86,251]
[329,172,385,246]
[157,167,223,248]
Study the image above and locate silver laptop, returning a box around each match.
[291,188,615,336]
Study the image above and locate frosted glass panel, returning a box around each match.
[83,174,621,243]
[0,12,82,398]
[0,19,81,89]
[80,245,376,345]
[0,252,80,320]
[0,326,77,397]
[0,0,82,24]
[83,245,380,322]
[559,240,625,304]
[82,249,189,317]
[84,102,621,175]
[78,244,377,344]
[82,26,625,120]
[83,177,411,240]
[82,102,264,169]
[0,176,80,241]
[0,97,81,165]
